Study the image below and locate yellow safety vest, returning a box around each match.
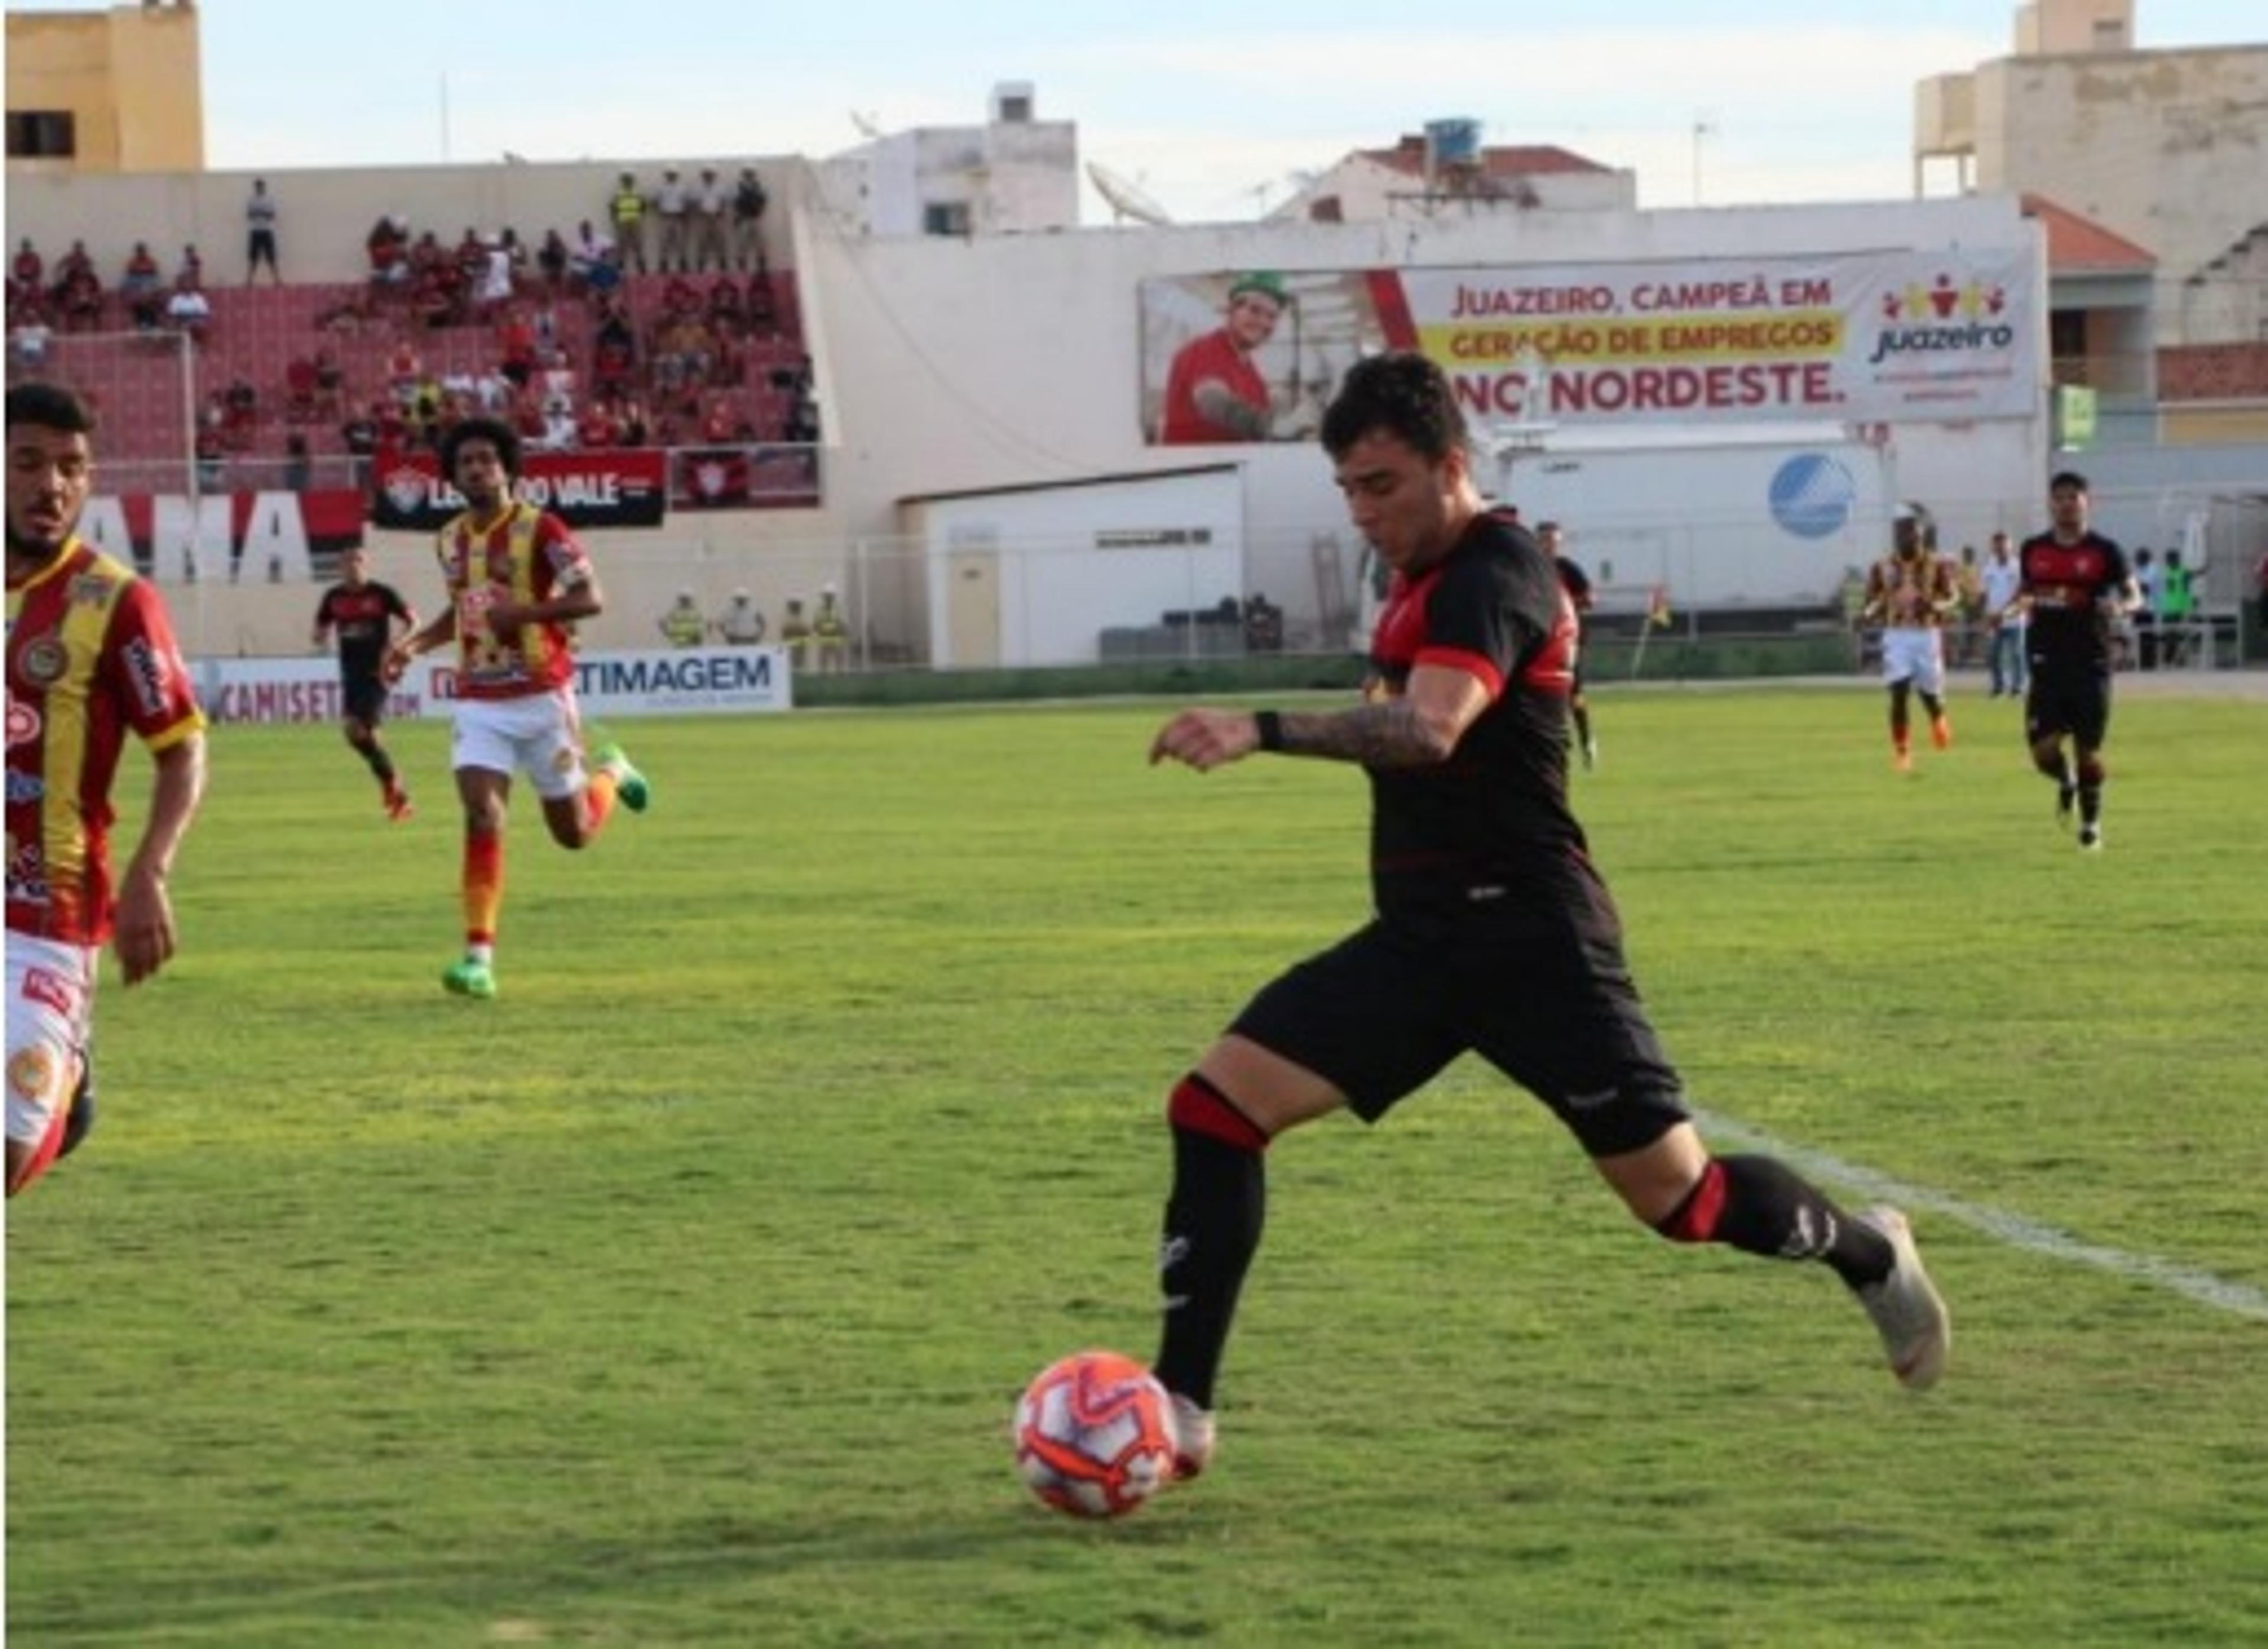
[611,188,644,225]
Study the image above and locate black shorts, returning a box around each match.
[2026,669,2110,749]
[1230,909,1689,1158]
[343,676,389,726]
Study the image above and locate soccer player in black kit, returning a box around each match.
[1143,354,1948,1482]
[312,546,419,820]
[2016,471,2138,852]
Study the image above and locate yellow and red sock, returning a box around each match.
[462,829,504,952]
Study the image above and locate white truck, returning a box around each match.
[1487,431,1897,615]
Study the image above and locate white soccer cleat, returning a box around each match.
[1165,1391,1217,1481]
[1853,1206,1950,1391]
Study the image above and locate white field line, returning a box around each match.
[1695,1109,2268,1325]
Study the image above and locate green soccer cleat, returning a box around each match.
[593,742,650,813]
[442,957,497,999]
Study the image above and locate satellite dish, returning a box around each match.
[849,110,885,141]
[1087,162,1174,227]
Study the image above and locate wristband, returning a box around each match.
[1254,710,1284,752]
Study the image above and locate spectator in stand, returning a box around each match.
[314,349,347,420]
[693,168,730,272]
[700,396,735,445]
[654,168,691,272]
[540,393,577,452]
[608,172,647,275]
[194,422,226,497]
[618,397,650,448]
[9,315,55,375]
[54,243,103,333]
[220,375,258,451]
[245,177,282,284]
[475,237,516,321]
[660,269,701,321]
[285,354,321,423]
[707,275,745,337]
[577,399,620,450]
[177,244,204,289]
[745,258,778,335]
[284,434,313,494]
[537,229,569,291]
[341,404,380,485]
[120,242,165,331]
[11,239,43,302]
[164,272,211,345]
[732,167,768,269]
[367,218,409,288]
[496,306,538,390]
[569,221,616,292]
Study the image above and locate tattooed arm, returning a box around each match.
[1150,665,1492,773]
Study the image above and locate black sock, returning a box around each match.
[354,737,396,786]
[1572,705,1592,747]
[1153,1078,1267,1409]
[1656,1155,1893,1292]
[2077,758,2105,826]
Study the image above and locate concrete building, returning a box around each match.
[1269,126,1635,225]
[813,83,1078,239]
[1914,0,2268,347]
[5,0,204,174]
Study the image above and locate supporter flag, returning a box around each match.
[1647,584,1674,628]
[676,447,752,510]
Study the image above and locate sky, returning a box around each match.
[14,1,2264,221]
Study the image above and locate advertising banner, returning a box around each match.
[75,490,364,584]
[199,646,790,724]
[1139,248,2042,441]
[370,449,669,531]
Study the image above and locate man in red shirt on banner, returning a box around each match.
[1159,272,1299,444]
[6,383,208,1197]
[382,417,649,999]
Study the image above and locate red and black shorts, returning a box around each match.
[1228,908,1690,1158]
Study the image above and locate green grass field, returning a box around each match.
[8,684,2267,1647]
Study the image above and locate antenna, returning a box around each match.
[849,110,885,141]
[1086,162,1175,227]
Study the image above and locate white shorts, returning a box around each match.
[7,934,95,1147]
[451,687,589,801]
[1881,628,1946,695]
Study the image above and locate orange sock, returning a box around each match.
[462,829,504,949]
[582,768,619,836]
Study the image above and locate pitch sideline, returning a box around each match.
[1696,1109,2268,1325]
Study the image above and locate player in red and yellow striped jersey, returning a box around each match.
[6,383,208,1197]
[382,418,647,999]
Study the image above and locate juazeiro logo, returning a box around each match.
[1870,273,2015,365]
[1769,453,1857,540]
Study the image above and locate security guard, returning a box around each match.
[659,589,704,648]
[609,172,647,274]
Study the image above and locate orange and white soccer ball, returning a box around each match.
[1013,1351,1177,1519]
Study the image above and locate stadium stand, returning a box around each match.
[8,260,810,501]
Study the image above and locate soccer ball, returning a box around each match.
[1013,1350,1177,1519]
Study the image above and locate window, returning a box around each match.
[6,110,77,160]
[922,201,972,237]
[997,93,1032,123]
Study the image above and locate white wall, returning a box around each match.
[910,469,1244,666]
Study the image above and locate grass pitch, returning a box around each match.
[7,683,2266,1646]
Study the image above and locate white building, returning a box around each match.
[1269,126,1636,225]
[813,83,1078,240]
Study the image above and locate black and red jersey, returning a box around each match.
[314,580,412,684]
[1364,510,1606,924]
[2018,529,2129,675]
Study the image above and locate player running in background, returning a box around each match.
[312,545,419,820]
[1536,519,1597,770]
[2016,471,2137,851]
[381,417,648,999]
[6,383,208,1195]
[1860,503,1959,773]
[1142,354,1949,1482]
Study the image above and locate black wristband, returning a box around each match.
[1254,709,1284,752]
